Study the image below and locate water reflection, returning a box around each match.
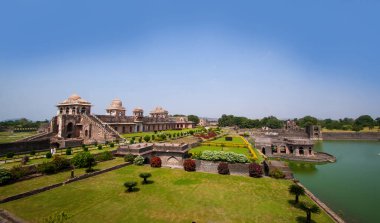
[287,161,319,175]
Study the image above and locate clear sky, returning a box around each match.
[0,0,379,121]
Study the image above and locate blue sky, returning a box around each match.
[0,0,379,121]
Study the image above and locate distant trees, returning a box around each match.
[187,115,200,125]
[217,114,282,129]
[0,118,49,131]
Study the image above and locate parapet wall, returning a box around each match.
[323,132,380,140]
[0,139,50,156]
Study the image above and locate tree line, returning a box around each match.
[0,118,49,131]
[218,114,380,131]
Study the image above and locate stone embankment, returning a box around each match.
[322,132,380,140]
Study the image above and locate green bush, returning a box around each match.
[66,148,72,155]
[6,152,15,158]
[51,156,71,171]
[152,135,155,140]
[124,153,136,163]
[30,150,36,156]
[124,181,138,192]
[130,139,135,144]
[199,150,248,163]
[10,165,37,179]
[38,162,57,175]
[191,151,202,159]
[144,135,151,142]
[139,172,152,184]
[95,151,113,162]
[138,137,142,143]
[0,168,12,185]
[71,151,96,168]
[269,168,285,179]
[46,152,52,159]
[83,146,89,152]
[97,145,103,150]
[109,142,115,148]
[133,155,145,165]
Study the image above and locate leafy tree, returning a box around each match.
[288,184,305,203]
[46,152,52,159]
[261,116,283,129]
[355,115,375,128]
[376,117,380,127]
[187,115,200,125]
[0,168,12,185]
[298,202,321,223]
[139,172,152,184]
[297,116,319,128]
[143,135,151,142]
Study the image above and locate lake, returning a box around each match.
[289,141,380,223]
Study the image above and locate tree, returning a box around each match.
[288,184,305,203]
[297,116,319,128]
[298,202,321,223]
[139,172,152,184]
[355,115,374,128]
[143,135,151,142]
[376,117,380,127]
[124,181,137,192]
[71,152,96,169]
[188,115,200,125]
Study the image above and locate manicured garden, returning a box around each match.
[211,136,245,144]
[0,165,334,223]
[0,131,37,144]
[121,127,203,140]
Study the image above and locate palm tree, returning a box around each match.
[289,184,305,203]
[299,202,321,223]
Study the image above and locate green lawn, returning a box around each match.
[0,158,125,200]
[211,136,245,144]
[121,127,202,139]
[189,145,251,156]
[0,165,333,223]
[0,131,38,144]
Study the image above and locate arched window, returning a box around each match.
[85,130,88,137]
[66,107,70,114]
[60,108,63,114]
[81,107,86,114]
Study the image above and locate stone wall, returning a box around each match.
[323,132,380,140]
[0,139,50,156]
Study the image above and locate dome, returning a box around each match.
[133,107,143,112]
[57,94,91,106]
[151,106,168,113]
[107,98,125,110]
[69,93,81,100]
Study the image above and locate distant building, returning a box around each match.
[48,94,195,147]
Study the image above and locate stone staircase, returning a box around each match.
[82,114,121,140]
[15,132,54,142]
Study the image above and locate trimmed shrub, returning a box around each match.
[21,156,29,165]
[51,156,71,171]
[133,155,145,166]
[200,150,248,163]
[217,162,229,175]
[109,142,115,148]
[0,168,12,185]
[83,146,89,152]
[191,151,202,159]
[144,135,151,142]
[38,162,57,175]
[124,153,136,163]
[71,151,96,168]
[183,159,196,172]
[138,137,142,143]
[152,135,155,140]
[66,148,72,155]
[269,168,285,179]
[46,152,52,159]
[95,151,113,162]
[6,152,14,158]
[248,163,263,178]
[124,181,138,192]
[130,139,135,144]
[11,165,37,179]
[82,144,86,149]
[30,150,36,156]
[97,145,103,150]
[139,172,152,184]
[150,156,162,168]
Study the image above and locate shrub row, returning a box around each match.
[198,150,249,163]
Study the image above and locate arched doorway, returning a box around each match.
[67,122,73,132]
[167,156,179,167]
[299,147,304,155]
[262,147,266,155]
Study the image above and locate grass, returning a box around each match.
[189,145,251,156]
[211,136,245,144]
[0,158,124,200]
[0,145,117,169]
[322,126,380,132]
[0,165,334,223]
[121,127,202,139]
[0,131,38,144]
